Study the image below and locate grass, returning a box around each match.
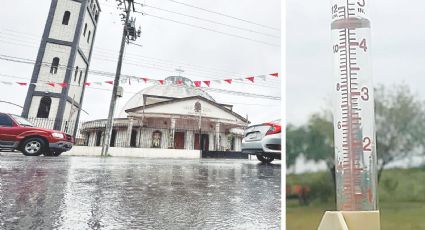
[286,167,425,229]
[286,200,425,230]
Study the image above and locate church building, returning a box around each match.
[80,76,249,151]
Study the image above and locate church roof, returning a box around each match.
[119,76,215,117]
[125,95,249,123]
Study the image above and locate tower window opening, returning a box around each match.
[74,66,79,81]
[83,23,87,36]
[50,57,60,74]
[37,96,52,118]
[78,71,83,85]
[87,31,91,43]
[62,11,71,25]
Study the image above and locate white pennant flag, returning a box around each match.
[213,80,221,84]
[257,75,267,81]
[234,78,244,82]
[94,82,102,85]
[1,81,13,85]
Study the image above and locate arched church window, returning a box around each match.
[37,96,52,118]
[74,66,79,81]
[62,11,71,25]
[87,31,91,43]
[78,70,83,85]
[151,130,162,148]
[50,57,60,74]
[83,23,87,36]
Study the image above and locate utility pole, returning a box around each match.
[101,0,141,156]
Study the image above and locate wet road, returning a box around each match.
[0,155,281,229]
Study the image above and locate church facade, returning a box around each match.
[80,76,249,151]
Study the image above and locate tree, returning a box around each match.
[304,112,334,168]
[286,83,425,182]
[375,84,425,180]
[286,124,308,169]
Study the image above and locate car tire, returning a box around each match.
[257,154,275,163]
[21,138,45,156]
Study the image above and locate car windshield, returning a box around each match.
[11,115,34,127]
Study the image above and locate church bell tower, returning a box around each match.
[22,0,100,136]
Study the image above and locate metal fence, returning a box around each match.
[25,117,245,152]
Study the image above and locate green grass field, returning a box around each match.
[286,168,425,230]
[287,201,425,230]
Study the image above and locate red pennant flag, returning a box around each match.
[16,82,28,86]
[270,73,279,77]
[194,81,201,87]
[105,81,113,85]
[84,82,91,86]
[176,80,183,85]
[47,82,55,87]
[224,79,232,84]
[58,82,68,88]
[246,76,255,83]
[159,80,165,85]
[141,77,149,83]
[203,81,210,87]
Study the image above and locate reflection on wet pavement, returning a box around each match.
[0,155,281,229]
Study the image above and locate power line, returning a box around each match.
[0,35,280,85]
[134,2,279,39]
[135,11,280,47]
[0,56,280,100]
[0,100,23,108]
[152,0,280,31]
[1,28,281,81]
[0,45,281,89]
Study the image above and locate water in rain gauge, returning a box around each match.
[319,0,380,229]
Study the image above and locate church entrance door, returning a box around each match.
[200,134,209,151]
[194,134,200,150]
[174,132,185,149]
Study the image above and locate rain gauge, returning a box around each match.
[319,0,380,229]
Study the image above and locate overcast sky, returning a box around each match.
[287,0,425,125]
[0,0,280,125]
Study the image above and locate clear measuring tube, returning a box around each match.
[331,0,378,211]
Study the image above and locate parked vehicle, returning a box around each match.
[0,113,73,156]
[241,119,281,163]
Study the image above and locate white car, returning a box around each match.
[242,119,281,163]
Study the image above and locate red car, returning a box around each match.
[0,113,73,156]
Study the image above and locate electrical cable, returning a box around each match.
[133,2,280,39]
[1,28,281,81]
[0,49,280,89]
[0,58,280,100]
[148,0,280,31]
[135,11,280,47]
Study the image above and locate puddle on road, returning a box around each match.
[0,156,281,229]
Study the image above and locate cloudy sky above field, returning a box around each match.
[287,0,425,125]
[0,0,280,125]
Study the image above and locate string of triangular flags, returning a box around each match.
[0,72,279,88]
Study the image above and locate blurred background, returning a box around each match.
[286,0,425,229]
